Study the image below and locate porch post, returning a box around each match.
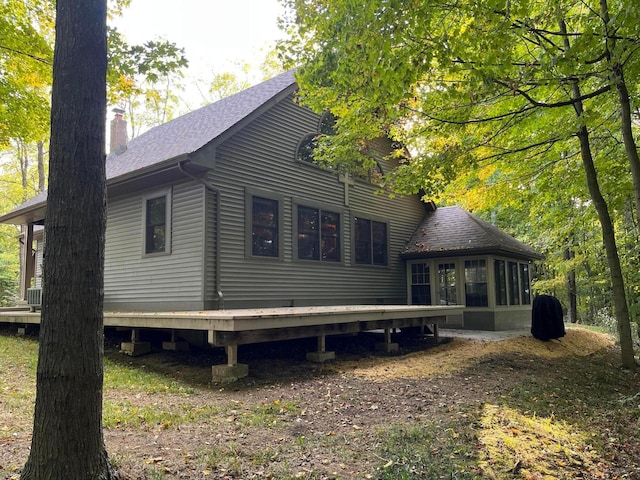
[21,224,35,300]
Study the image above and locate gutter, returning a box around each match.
[178,160,224,309]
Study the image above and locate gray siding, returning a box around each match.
[104,181,206,310]
[203,187,218,307]
[34,237,44,289]
[209,94,426,308]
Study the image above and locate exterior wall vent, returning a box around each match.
[27,288,42,310]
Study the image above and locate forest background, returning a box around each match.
[1,0,639,344]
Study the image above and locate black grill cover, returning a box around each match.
[531,294,565,341]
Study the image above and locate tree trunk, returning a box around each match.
[560,18,636,369]
[20,0,114,478]
[564,248,577,323]
[37,141,45,193]
[18,140,28,200]
[600,0,640,230]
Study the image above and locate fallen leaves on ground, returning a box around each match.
[332,328,614,381]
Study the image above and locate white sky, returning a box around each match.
[110,0,286,106]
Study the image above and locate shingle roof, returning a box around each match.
[0,70,297,224]
[106,69,297,179]
[402,206,543,260]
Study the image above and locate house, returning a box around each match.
[0,70,541,332]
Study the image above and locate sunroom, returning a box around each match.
[402,205,544,331]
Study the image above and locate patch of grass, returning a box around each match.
[0,333,37,436]
[243,399,301,427]
[374,422,479,479]
[104,358,195,395]
[103,400,220,429]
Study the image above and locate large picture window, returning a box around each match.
[465,259,488,307]
[354,217,388,266]
[411,263,431,305]
[251,196,280,258]
[297,205,340,262]
[143,190,171,255]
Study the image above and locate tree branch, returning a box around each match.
[493,79,611,107]
[0,44,51,65]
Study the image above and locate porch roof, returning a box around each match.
[401,206,543,261]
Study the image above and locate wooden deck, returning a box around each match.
[0,305,464,380]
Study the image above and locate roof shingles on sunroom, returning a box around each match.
[402,206,543,260]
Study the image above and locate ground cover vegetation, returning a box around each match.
[280,0,640,367]
[0,325,638,479]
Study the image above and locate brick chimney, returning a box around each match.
[109,107,128,155]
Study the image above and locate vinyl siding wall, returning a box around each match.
[209,94,425,308]
[104,180,206,310]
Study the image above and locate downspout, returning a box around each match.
[178,160,224,309]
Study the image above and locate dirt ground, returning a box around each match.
[1,326,638,480]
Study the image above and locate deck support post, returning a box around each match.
[432,323,439,343]
[375,328,399,353]
[120,328,152,356]
[162,329,189,352]
[211,343,248,382]
[306,334,336,363]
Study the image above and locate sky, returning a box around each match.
[110,0,286,105]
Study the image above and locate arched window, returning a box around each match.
[296,133,318,164]
[319,111,337,136]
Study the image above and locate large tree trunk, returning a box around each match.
[560,18,636,370]
[575,126,636,368]
[20,0,114,478]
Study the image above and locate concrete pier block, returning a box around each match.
[306,351,336,363]
[211,363,249,383]
[120,341,152,357]
[375,342,399,353]
[162,341,190,352]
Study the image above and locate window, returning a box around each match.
[296,134,318,165]
[520,263,531,305]
[495,259,532,306]
[438,263,457,305]
[319,111,337,135]
[354,161,384,185]
[494,260,507,306]
[508,261,520,305]
[297,205,340,262]
[411,263,431,305]
[465,259,488,307]
[354,217,388,265]
[250,196,280,258]
[143,190,171,255]
[296,112,337,171]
